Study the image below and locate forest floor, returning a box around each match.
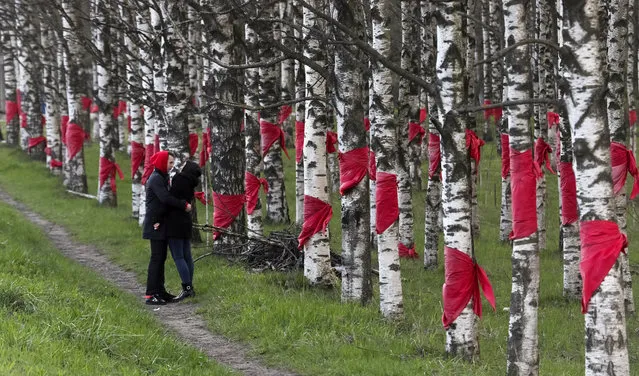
[0,186,297,376]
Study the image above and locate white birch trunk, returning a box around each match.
[41,24,61,175]
[150,7,167,151]
[293,0,305,225]
[1,0,19,145]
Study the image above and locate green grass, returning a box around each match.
[0,200,237,375]
[1,141,639,375]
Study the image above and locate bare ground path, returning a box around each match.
[0,187,298,376]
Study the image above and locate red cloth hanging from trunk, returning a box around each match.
[199,130,211,167]
[27,136,46,151]
[278,105,293,124]
[189,133,199,157]
[466,129,485,168]
[90,104,99,113]
[5,100,17,123]
[547,111,560,128]
[364,117,370,131]
[375,172,399,234]
[141,144,156,185]
[398,243,419,258]
[260,119,289,158]
[580,220,627,313]
[113,100,127,118]
[338,146,369,195]
[509,149,540,240]
[534,137,555,175]
[326,131,338,153]
[610,141,639,199]
[81,96,92,111]
[50,159,63,168]
[60,115,69,145]
[483,99,503,121]
[442,246,496,328]
[194,191,210,206]
[298,195,333,249]
[245,171,269,215]
[65,123,85,161]
[409,122,426,144]
[419,108,427,124]
[212,192,245,240]
[500,134,511,179]
[428,133,441,179]
[559,162,578,225]
[131,141,145,179]
[295,121,304,163]
[630,110,637,127]
[99,157,124,194]
[368,151,377,181]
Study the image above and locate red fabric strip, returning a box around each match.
[61,116,69,145]
[368,151,377,181]
[580,220,627,313]
[99,157,124,194]
[199,130,211,167]
[141,144,156,185]
[559,162,578,225]
[245,171,269,215]
[428,133,441,179]
[44,147,52,156]
[189,133,198,157]
[466,129,485,168]
[5,100,17,123]
[398,243,419,259]
[442,246,496,328]
[212,192,245,240]
[298,195,333,249]
[50,159,63,168]
[326,131,338,154]
[500,134,511,179]
[113,100,127,118]
[419,108,427,124]
[90,104,99,113]
[27,136,46,151]
[194,191,210,206]
[295,121,304,164]
[630,110,637,127]
[534,137,556,175]
[611,142,639,199]
[338,146,369,195]
[364,117,370,131]
[547,112,560,128]
[278,105,293,125]
[509,149,540,240]
[81,96,92,111]
[409,122,426,144]
[131,141,145,179]
[260,119,289,158]
[65,123,85,161]
[483,100,503,122]
[375,172,399,234]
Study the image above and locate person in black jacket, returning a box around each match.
[166,160,202,301]
[142,151,192,305]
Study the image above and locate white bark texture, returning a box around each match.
[564,1,630,374]
[137,7,154,227]
[294,0,305,225]
[2,1,19,145]
[150,7,167,151]
[371,0,403,320]
[41,23,61,175]
[503,1,540,374]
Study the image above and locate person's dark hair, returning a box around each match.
[167,151,177,159]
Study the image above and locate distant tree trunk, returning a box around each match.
[293,0,305,225]
[41,23,61,175]
[606,0,635,315]
[281,0,295,145]
[565,1,630,373]
[301,0,332,285]
[397,0,418,256]
[503,0,540,373]
[466,0,481,237]
[371,0,403,320]
[205,1,246,247]
[423,0,441,269]
[334,0,372,304]
[150,6,167,151]
[61,0,88,193]
[1,1,19,146]
[260,0,290,224]
[244,6,265,236]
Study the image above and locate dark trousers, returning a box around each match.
[145,239,168,295]
[168,238,194,285]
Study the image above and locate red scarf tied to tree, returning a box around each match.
[295,121,304,164]
[442,246,496,328]
[630,110,637,127]
[326,131,338,154]
[212,192,246,240]
[364,117,371,132]
[398,243,419,259]
[534,137,555,175]
[580,220,627,313]
[194,191,210,206]
[466,129,485,169]
[500,134,511,179]
[298,195,333,249]
[428,133,441,179]
[189,133,199,157]
[81,96,92,112]
[199,130,211,167]
[509,149,541,240]
[483,99,503,122]
[260,118,289,158]
[559,162,579,225]
[368,151,377,181]
[65,123,86,161]
[375,172,399,234]
[338,146,370,195]
[99,157,124,194]
[141,144,156,185]
[27,136,47,152]
[408,122,426,144]
[5,100,18,124]
[130,141,146,179]
[245,171,269,215]
[610,141,639,199]
[60,115,70,145]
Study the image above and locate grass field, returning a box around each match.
[1,140,639,375]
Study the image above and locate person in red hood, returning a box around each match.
[142,151,192,305]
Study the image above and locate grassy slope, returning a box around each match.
[0,200,236,375]
[0,142,638,375]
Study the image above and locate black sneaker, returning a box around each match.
[160,291,177,303]
[173,284,195,302]
[145,294,167,306]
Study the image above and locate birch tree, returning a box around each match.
[41,22,62,175]
[1,1,19,146]
[293,0,305,225]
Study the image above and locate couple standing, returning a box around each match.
[142,150,201,305]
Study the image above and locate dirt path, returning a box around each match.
[0,188,298,376]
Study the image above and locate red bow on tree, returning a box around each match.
[99,157,124,194]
